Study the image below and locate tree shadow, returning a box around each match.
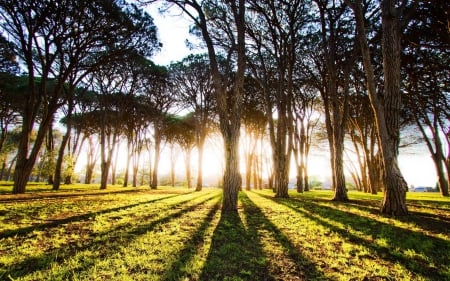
[161,199,222,280]
[257,193,450,280]
[241,192,329,281]
[0,193,186,239]
[2,192,220,280]
[199,204,274,280]
[344,199,450,236]
[0,187,174,202]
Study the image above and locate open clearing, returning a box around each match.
[0,186,449,280]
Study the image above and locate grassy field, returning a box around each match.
[0,184,449,281]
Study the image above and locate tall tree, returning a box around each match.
[292,84,320,193]
[307,0,357,201]
[402,0,450,196]
[155,0,246,211]
[247,0,311,198]
[345,0,416,214]
[169,54,215,191]
[241,76,267,190]
[143,65,171,189]
[0,0,159,193]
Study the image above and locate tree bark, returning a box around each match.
[53,100,74,190]
[348,0,408,214]
[150,130,161,189]
[195,137,205,191]
[170,0,246,211]
[416,115,449,196]
[170,145,176,187]
[84,137,96,184]
[332,129,348,201]
[13,105,55,193]
[221,131,242,211]
[379,0,409,214]
[123,142,131,187]
[185,149,192,189]
[315,1,349,201]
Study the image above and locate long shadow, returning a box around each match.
[0,192,190,239]
[0,188,168,202]
[199,198,274,281]
[343,199,450,236]
[161,198,222,280]
[257,193,450,280]
[241,192,328,281]
[3,192,221,280]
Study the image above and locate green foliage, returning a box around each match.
[0,187,448,280]
[38,150,56,180]
[309,178,323,190]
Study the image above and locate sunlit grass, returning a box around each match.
[0,181,149,194]
[0,185,448,280]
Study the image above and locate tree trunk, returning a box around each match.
[84,137,96,184]
[170,145,175,187]
[132,152,140,187]
[332,130,348,201]
[274,145,290,198]
[12,159,33,194]
[110,143,120,185]
[13,108,54,193]
[349,0,408,214]
[379,0,408,214]
[100,160,109,190]
[416,114,449,196]
[46,123,54,185]
[0,161,5,181]
[100,117,114,190]
[123,143,131,187]
[186,0,246,211]
[245,152,253,190]
[195,137,205,191]
[293,122,304,193]
[53,129,70,190]
[85,165,94,184]
[150,134,161,189]
[221,131,241,211]
[185,149,192,189]
[53,114,73,190]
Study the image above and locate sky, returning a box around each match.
[147,4,202,66]
[143,3,439,189]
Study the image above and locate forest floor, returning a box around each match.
[0,184,449,281]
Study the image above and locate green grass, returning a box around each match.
[0,186,449,280]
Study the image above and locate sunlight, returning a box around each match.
[73,129,437,188]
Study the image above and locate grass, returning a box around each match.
[0,185,449,280]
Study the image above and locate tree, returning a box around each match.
[306,0,357,201]
[0,129,21,181]
[141,64,171,189]
[0,73,25,154]
[247,0,312,198]
[169,54,215,191]
[402,0,450,196]
[71,89,100,184]
[292,84,320,193]
[0,0,159,193]
[345,0,416,214]
[0,34,19,73]
[162,114,196,188]
[241,76,267,190]
[156,0,246,211]
[347,92,381,194]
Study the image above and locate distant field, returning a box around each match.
[0,185,449,280]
